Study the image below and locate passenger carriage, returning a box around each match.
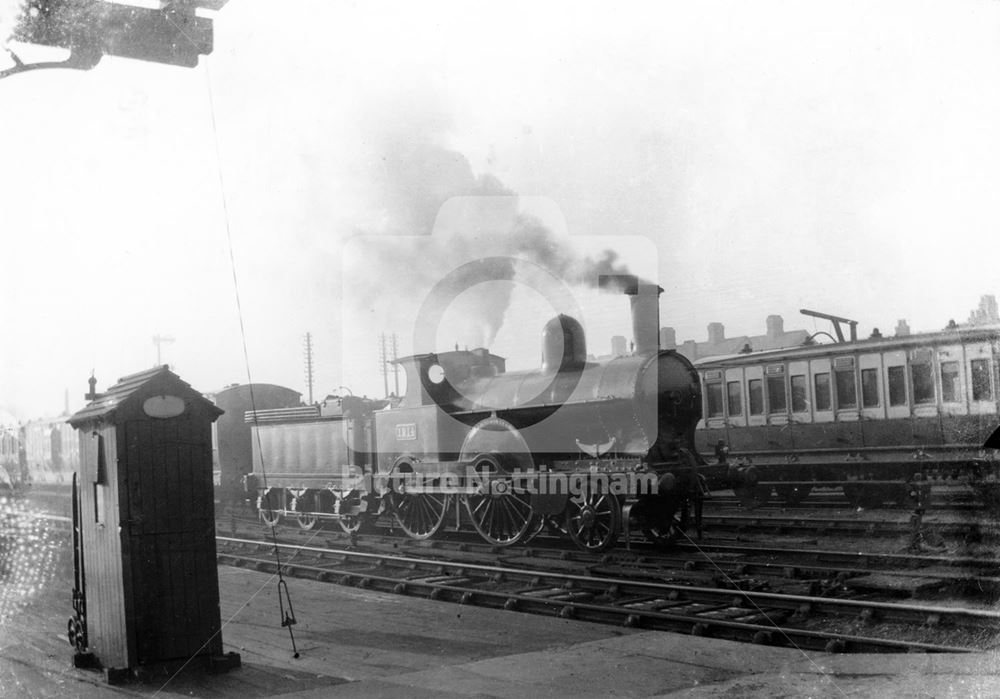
[694,323,1000,506]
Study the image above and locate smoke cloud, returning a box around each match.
[343,96,647,352]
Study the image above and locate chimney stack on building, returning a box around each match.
[659,327,676,349]
[895,319,911,337]
[611,335,628,357]
[766,315,784,339]
[968,294,999,325]
[707,322,725,345]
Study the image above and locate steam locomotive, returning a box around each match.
[238,281,706,551]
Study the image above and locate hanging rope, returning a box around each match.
[204,61,299,659]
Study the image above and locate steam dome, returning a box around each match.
[541,314,587,373]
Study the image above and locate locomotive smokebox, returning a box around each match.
[541,314,587,373]
[600,275,663,354]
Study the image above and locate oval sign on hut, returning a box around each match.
[142,395,186,418]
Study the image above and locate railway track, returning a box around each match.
[707,496,987,512]
[15,506,998,653]
[217,514,1000,594]
[216,534,1000,653]
[696,512,997,542]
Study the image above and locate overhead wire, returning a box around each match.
[201,58,300,659]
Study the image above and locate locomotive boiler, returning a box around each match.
[246,280,705,551]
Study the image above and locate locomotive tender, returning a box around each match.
[695,318,1000,507]
[246,280,705,551]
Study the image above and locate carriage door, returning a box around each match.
[123,418,220,665]
[966,341,995,416]
[937,344,967,416]
[883,351,909,420]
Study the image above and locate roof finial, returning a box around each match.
[86,374,99,402]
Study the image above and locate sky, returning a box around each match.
[1,0,999,421]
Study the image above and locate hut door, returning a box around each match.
[123,418,220,665]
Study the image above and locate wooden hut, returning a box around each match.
[68,366,239,681]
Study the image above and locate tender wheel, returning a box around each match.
[635,496,684,547]
[463,456,533,546]
[565,490,621,551]
[339,514,363,534]
[775,483,812,506]
[258,489,282,527]
[335,493,365,534]
[391,490,449,540]
[734,484,772,509]
[294,492,319,530]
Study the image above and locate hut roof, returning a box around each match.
[68,366,222,427]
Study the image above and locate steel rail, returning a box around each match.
[217,518,1000,585]
[671,540,998,571]
[216,545,981,654]
[697,513,998,539]
[216,536,1000,632]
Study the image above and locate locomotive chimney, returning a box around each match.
[598,274,663,355]
[626,281,663,354]
[598,274,663,353]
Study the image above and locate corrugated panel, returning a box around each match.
[245,406,322,423]
[253,421,351,476]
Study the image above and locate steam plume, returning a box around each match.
[349,124,642,348]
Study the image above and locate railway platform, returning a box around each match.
[2,559,999,698]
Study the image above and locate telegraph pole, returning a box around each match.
[378,334,390,398]
[390,333,400,396]
[152,334,174,366]
[303,333,315,404]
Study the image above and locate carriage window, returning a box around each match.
[767,375,786,413]
[814,373,831,410]
[888,366,907,406]
[835,369,857,408]
[749,379,764,415]
[940,361,960,403]
[706,382,724,417]
[791,375,808,412]
[861,368,880,408]
[911,363,935,404]
[972,359,993,401]
[727,381,743,416]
